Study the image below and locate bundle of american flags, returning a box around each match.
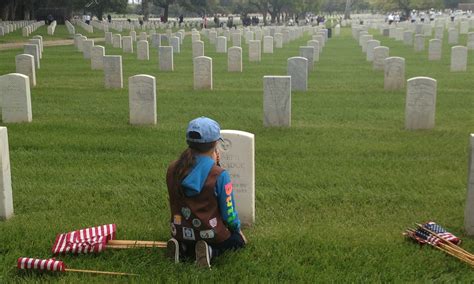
[52,224,116,255]
[52,224,166,255]
[17,257,136,276]
[404,221,474,267]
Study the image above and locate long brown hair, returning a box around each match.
[173,141,217,186]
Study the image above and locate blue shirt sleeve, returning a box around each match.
[215,170,241,232]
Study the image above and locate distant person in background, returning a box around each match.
[214,15,219,27]
[179,14,184,26]
[203,15,208,28]
[450,10,455,22]
[85,14,91,25]
[47,14,53,25]
[411,10,417,23]
[388,13,394,25]
[138,16,143,26]
[107,14,112,23]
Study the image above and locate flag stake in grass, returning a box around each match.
[17,257,137,276]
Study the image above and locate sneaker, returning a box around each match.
[195,240,211,269]
[166,238,179,264]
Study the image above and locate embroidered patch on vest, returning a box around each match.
[182,227,195,240]
[170,223,177,236]
[173,215,182,225]
[200,229,215,239]
[209,217,217,228]
[181,207,191,220]
[192,218,202,228]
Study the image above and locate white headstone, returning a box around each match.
[91,45,105,70]
[360,34,373,52]
[218,130,255,226]
[448,28,459,44]
[274,33,283,48]
[299,46,314,71]
[0,127,13,220]
[403,31,413,46]
[23,44,39,69]
[137,40,149,60]
[216,36,227,53]
[105,32,113,45]
[170,36,180,53]
[103,55,123,89]
[465,134,474,235]
[306,40,320,62]
[263,76,291,127]
[83,39,94,59]
[263,36,273,53]
[193,56,212,90]
[152,34,161,48]
[414,34,425,52]
[159,46,174,71]
[405,77,437,130]
[450,46,468,72]
[467,32,474,50]
[232,33,241,47]
[373,46,389,71]
[122,36,133,53]
[384,57,405,91]
[228,47,242,72]
[193,40,204,58]
[249,40,261,62]
[366,40,380,62]
[0,73,32,123]
[287,57,308,92]
[29,39,42,59]
[129,74,156,125]
[15,54,36,87]
[113,34,122,48]
[428,39,442,61]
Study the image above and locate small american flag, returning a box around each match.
[423,222,461,245]
[17,257,65,272]
[414,228,441,246]
[52,224,116,255]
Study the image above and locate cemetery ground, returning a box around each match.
[1,26,474,282]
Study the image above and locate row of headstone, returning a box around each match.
[47,20,57,35]
[65,20,75,35]
[1,20,36,36]
[74,20,93,33]
[22,21,45,37]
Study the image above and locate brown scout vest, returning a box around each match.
[166,161,231,244]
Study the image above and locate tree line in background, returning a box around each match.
[0,0,473,22]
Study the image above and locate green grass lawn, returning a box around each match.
[0,26,474,282]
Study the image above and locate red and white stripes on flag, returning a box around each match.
[52,224,116,255]
[17,257,66,272]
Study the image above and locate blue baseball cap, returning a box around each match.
[186,117,222,143]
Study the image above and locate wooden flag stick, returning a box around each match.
[406,228,474,266]
[65,268,138,276]
[414,224,474,260]
[108,240,167,247]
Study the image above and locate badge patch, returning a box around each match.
[182,227,195,240]
[173,215,182,225]
[181,207,191,220]
[192,218,202,228]
[200,229,215,239]
[209,217,217,228]
[170,223,177,236]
